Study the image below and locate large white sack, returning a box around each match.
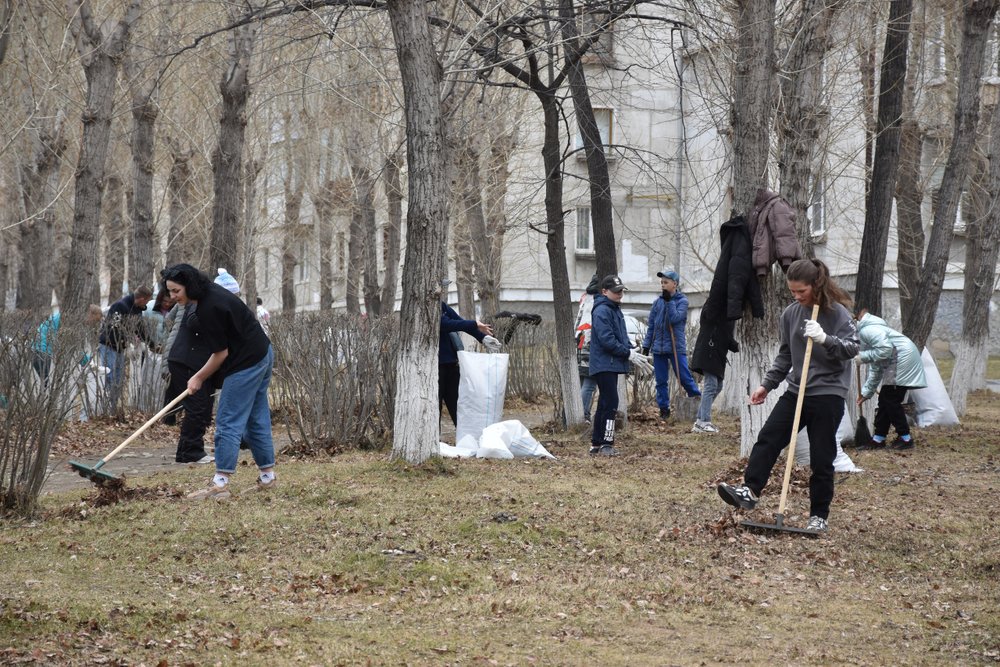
[909,349,959,427]
[476,431,514,459]
[794,405,863,473]
[480,420,556,459]
[456,351,509,446]
[439,442,476,458]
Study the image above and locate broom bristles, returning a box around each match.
[855,415,872,446]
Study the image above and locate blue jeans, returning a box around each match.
[99,344,126,413]
[580,373,597,419]
[652,352,701,410]
[214,346,275,474]
[696,372,723,422]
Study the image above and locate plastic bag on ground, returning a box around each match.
[794,404,863,473]
[456,351,509,446]
[480,420,556,459]
[909,349,959,427]
[439,442,476,458]
[476,431,514,459]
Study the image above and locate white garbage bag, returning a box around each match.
[439,442,476,458]
[476,431,514,459]
[909,349,959,427]
[794,404,863,473]
[480,420,556,459]
[456,351,508,446]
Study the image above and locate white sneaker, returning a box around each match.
[692,420,719,434]
[195,455,215,464]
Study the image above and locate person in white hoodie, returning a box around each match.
[854,309,926,451]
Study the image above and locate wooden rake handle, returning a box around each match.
[97,389,192,467]
[776,304,820,517]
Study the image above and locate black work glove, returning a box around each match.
[642,347,650,356]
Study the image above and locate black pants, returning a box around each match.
[591,371,621,447]
[439,362,460,426]
[873,384,911,438]
[744,392,844,520]
[167,361,215,462]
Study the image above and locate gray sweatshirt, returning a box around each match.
[762,301,859,398]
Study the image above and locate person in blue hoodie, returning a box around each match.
[642,270,701,420]
[854,309,926,451]
[589,275,653,456]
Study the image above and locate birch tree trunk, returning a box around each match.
[280,189,302,314]
[242,158,261,306]
[353,164,382,316]
[209,20,256,276]
[777,0,841,258]
[539,92,584,427]
[903,0,1000,350]
[728,0,780,457]
[380,152,403,312]
[560,0,616,278]
[454,212,476,319]
[62,0,141,315]
[950,97,1000,415]
[103,173,126,300]
[855,0,911,316]
[165,138,194,266]
[16,112,67,313]
[315,179,336,310]
[388,0,449,463]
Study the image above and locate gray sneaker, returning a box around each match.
[692,420,719,434]
[597,445,620,457]
[718,483,758,509]
[806,516,829,532]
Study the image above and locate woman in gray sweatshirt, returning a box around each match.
[718,258,859,532]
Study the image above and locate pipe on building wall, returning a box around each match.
[672,26,687,277]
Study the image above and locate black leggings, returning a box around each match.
[744,392,845,520]
[591,371,621,447]
[873,384,912,438]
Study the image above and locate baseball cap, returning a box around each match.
[657,269,680,283]
[600,275,628,293]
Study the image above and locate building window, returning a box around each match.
[575,108,613,153]
[296,240,310,282]
[807,175,826,237]
[575,207,594,254]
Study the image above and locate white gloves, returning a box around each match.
[803,319,827,345]
[483,335,502,353]
[629,349,653,375]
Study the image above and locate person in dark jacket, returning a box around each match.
[162,264,274,500]
[590,275,652,456]
[98,286,153,413]
[690,215,764,432]
[642,270,700,420]
[439,283,499,426]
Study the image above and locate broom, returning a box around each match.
[852,364,872,448]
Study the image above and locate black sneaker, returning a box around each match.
[659,408,671,421]
[589,446,600,456]
[889,438,915,451]
[597,445,620,457]
[718,482,758,509]
[856,439,887,451]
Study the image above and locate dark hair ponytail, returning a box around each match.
[785,258,853,311]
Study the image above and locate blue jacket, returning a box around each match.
[642,291,689,355]
[589,295,631,374]
[440,302,485,364]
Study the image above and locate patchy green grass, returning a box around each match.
[934,355,1000,382]
[2,393,999,665]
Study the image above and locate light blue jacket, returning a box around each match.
[857,313,927,397]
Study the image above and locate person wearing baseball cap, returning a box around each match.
[587,275,652,456]
[643,269,701,420]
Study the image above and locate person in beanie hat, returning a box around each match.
[214,268,240,295]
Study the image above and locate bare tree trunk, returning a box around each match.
[857,3,878,204]
[729,0,779,457]
[856,0,912,315]
[453,213,476,319]
[315,179,336,310]
[353,164,382,315]
[209,21,256,276]
[242,158,261,306]
[458,145,486,318]
[16,112,67,313]
[62,0,141,315]
[777,0,841,258]
[345,183,363,315]
[539,92,584,427]
[0,0,13,67]
[165,138,193,266]
[379,152,403,312]
[388,0,449,463]
[560,0,616,278]
[481,129,514,317]
[951,97,1000,414]
[904,0,1000,350]
[103,173,126,300]
[281,189,302,314]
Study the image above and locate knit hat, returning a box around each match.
[215,268,240,294]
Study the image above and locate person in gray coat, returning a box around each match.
[855,310,927,451]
